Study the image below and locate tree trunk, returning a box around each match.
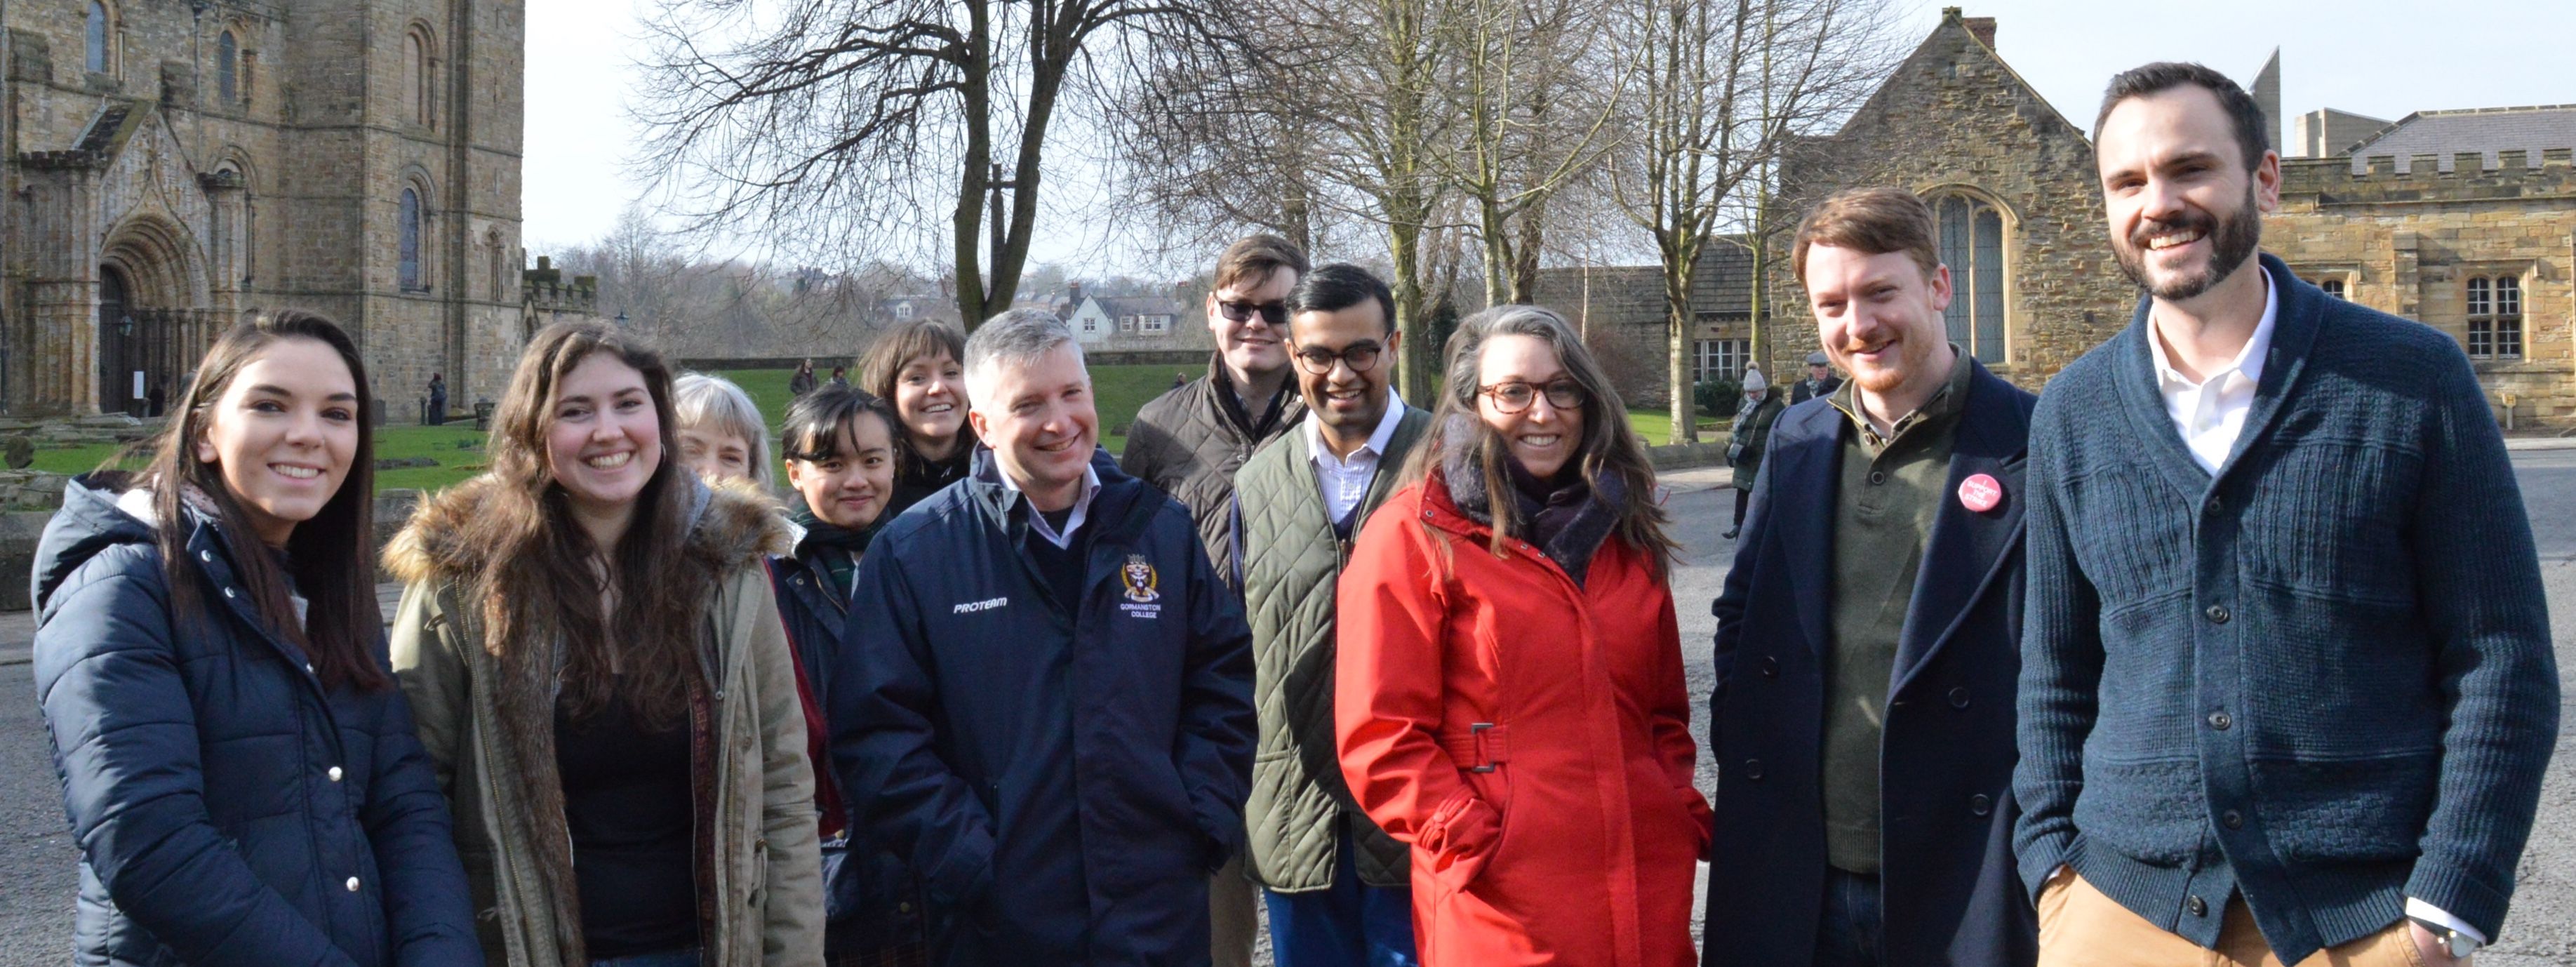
[1662,248,1697,444]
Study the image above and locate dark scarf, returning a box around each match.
[1438,415,1626,587]
[787,505,876,600]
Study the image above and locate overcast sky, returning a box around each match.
[522,0,2576,268]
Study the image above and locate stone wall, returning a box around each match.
[2269,150,2576,425]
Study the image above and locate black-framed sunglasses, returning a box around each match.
[1477,379,1587,414]
[1216,300,1289,326]
[1291,341,1385,375]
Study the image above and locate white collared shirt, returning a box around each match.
[2148,265,2278,474]
[1303,389,1406,526]
[1001,462,1103,549]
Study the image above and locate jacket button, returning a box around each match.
[2206,495,2224,514]
[1760,656,1780,678]
[199,550,213,562]
[328,766,343,782]
[2222,809,2243,829]
[2207,712,2232,731]
[345,876,361,893]
[1968,794,1992,816]
[2205,604,2231,624]
[900,902,914,914]
[1742,759,1764,780]
[2186,895,2208,917]
[1868,471,1887,486]
[303,663,314,675]
[1947,687,1971,709]
[221,587,236,599]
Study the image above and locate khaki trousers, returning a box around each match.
[1211,851,1258,967]
[2038,872,2424,967]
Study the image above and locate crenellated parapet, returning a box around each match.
[2281,148,2576,203]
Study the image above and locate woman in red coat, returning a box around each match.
[1335,304,1711,967]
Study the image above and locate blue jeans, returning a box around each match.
[1814,867,1885,967]
[1261,832,1418,967]
[589,949,700,967]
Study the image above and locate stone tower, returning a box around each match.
[2250,48,2281,155]
[0,0,526,417]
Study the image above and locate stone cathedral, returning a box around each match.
[0,0,530,418]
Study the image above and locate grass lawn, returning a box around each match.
[27,366,1723,498]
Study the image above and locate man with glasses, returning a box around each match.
[1123,233,1310,967]
[1230,265,1427,967]
[1704,187,2040,967]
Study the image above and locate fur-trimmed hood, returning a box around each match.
[385,472,789,587]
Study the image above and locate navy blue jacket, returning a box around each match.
[832,448,1256,967]
[766,528,925,952]
[32,474,479,967]
[2016,255,2558,962]
[1706,359,2038,967]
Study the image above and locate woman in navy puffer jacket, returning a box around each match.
[31,311,479,966]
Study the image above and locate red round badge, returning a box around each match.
[1958,473,2003,513]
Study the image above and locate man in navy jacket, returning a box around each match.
[1704,187,2038,967]
[834,308,1257,967]
[2017,64,2556,967]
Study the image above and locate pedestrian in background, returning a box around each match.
[1721,366,1783,540]
[859,321,976,519]
[1336,305,1707,967]
[767,385,928,965]
[1235,264,1428,967]
[791,359,819,397]
[1123,234,1311,967]
[1703,188,2039,967]
[1790,352,1843,404]
[430,371,450,425]
[387,319,824,966]
[829,366,851,390]
[834,309,1255,966]
[2017,63,2557,967]
[675,372,773,489]
[34,310,481,966]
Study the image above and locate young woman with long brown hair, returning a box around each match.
[34,310,480,966]
[386,319,823,967]
[1333,305,1709,967]
[856,319,973,518]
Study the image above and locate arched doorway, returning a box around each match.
[95,263,182,416]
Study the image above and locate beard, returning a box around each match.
[2114,183,2263,301]
[1840,328,1938,395]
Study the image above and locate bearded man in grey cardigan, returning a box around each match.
[2015,62,2556,967]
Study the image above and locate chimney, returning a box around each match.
[1069,280,1083,305]
[1963,16,1996,50]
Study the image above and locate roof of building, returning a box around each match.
[1091,295,1186,317]
[2343,105,2576,171]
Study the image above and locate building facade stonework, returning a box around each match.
[1554,8,2575,427]
[1,0,528,417]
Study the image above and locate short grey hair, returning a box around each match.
[963,309,1086,401]
[672,371,773,488]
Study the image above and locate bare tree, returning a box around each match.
[634,0,1246,330]
[1439,0,1624,306]
[1607,0,1893,442]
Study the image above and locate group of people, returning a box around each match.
[27,61,2555,967]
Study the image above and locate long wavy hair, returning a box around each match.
[133,310,387,691]
[467,319,707,726]
[1401,304,1679,574]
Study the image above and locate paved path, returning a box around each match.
[0,455,2567,965]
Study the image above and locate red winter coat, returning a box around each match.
[1336,473,1711,967]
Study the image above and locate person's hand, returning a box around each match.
[2410,921,2472,966]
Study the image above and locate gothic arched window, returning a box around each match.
[399,187,424,291]
[84,1,109,74]
[217,31,239,104]
[403,27,434,126]
[1931,192,2008,364]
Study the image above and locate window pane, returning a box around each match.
[86,3,107,73]
[2497,276,2520,316]
[1973,206,2005,363]
[1723,340,1749,380]
[2467,319,2492,357]
[218,32,237,103]
[1939,198,1971,347]
[2322,279,2344,300]
[2467,277,2489,316]
[399,188,421,291]
[2499,316,2522,358]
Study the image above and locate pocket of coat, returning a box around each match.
[749,836,770,910]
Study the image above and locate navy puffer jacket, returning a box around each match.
[32,474,481,967]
